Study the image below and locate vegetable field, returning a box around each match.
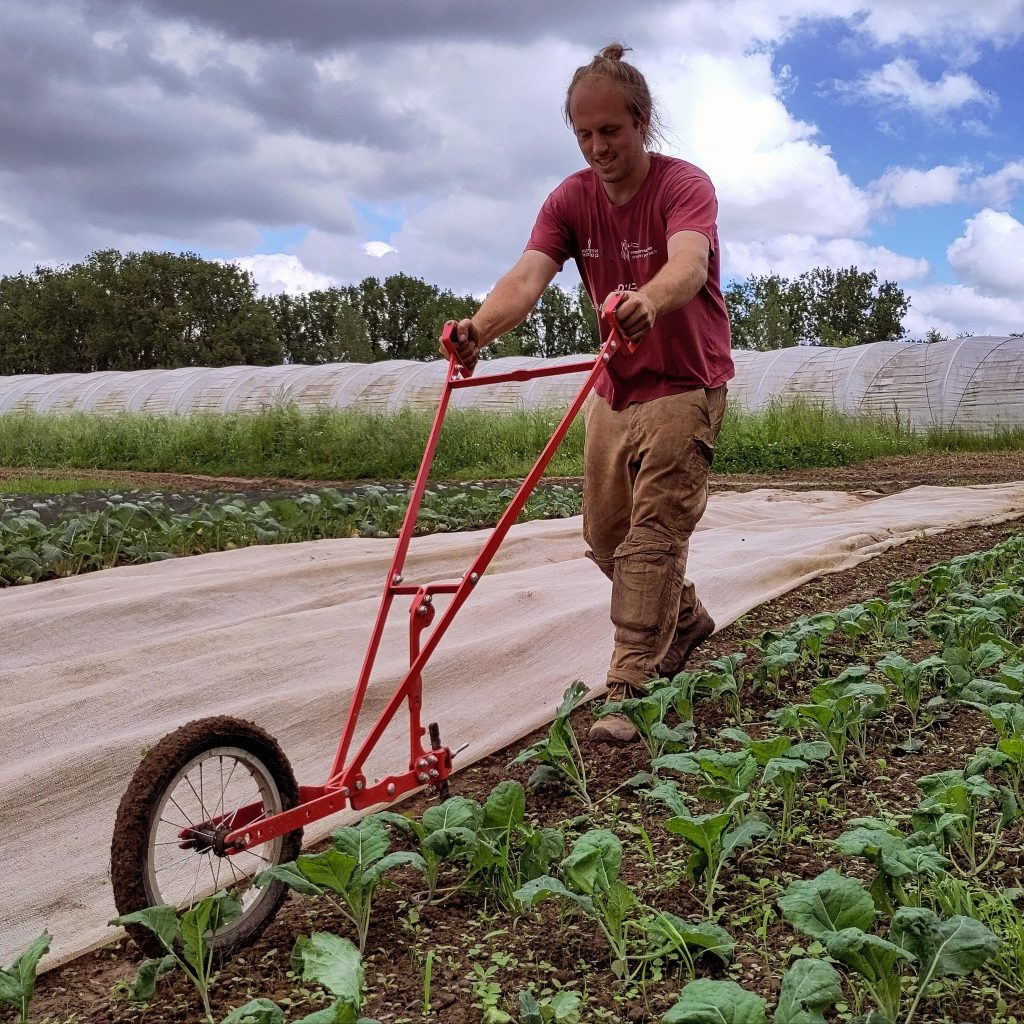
[17,512,1024,1024]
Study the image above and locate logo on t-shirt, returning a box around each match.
[621,239,656,261]
[581,237,599,259]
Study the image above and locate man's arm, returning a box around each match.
[613,230,710,343]
[448,250,560,372]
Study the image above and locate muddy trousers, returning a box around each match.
[582,386,727,690]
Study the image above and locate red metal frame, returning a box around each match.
[215,294,632,854]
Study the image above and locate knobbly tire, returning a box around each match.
[111,716,302,959]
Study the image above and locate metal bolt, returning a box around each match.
[469,572,479,584]
[427,754,438,766]
[429,769,439,779]
[341,787,350,797]
[242,833,251,847]
[355,780,363,791]
[386,783,396,797]
[424,594,433,605]
[392,573,403,585]
[609,340,617,351]
[417,605,428,616]
[417,772,429,783]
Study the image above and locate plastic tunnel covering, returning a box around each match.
[1,337,1022,430]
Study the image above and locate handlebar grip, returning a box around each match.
[440,321,473,376]
[601,292,638,353]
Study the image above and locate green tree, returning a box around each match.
[270,287,376,364]
[724,273,806,351]
[797,266,908,347]
[725,266,909,350]
[0,250,281,374]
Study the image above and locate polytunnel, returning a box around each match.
[1,337,1022,430]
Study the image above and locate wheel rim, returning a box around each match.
[144,744,286,941]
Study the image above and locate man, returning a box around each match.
[446,43,734,744]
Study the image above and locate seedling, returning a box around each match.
[513,681,592,806]
[664,796,772,915]
[222,932,381,1023]
[876,653,946,728]
[780,869,999,1024]
[660,960,842,1024]
[110,890,242,1022]
[0,932,50,1024]
[378,795,482,903]
[912,769,1018,875]
[513,829,635,978]
[634,913,735,981]
[833,817,950,911]
[467,780,564,908]
[593,685,693,759]
[255,816,426,951]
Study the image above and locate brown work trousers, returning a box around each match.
[582,385,727,690]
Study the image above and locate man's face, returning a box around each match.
[569,78,647,186]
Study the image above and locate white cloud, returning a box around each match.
[947,209,1024,298]
[651,50,872,241]
[973,161,1024,207]
[869,159,1024,211]
[363,241,397,259]
[842,58,994,117]
[871,164,968,209]
[851,0,1024,51]
[228,254,337,295]
[904,284,1024,338]
[724,235,930,282]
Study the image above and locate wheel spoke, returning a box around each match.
[167,794,198,828]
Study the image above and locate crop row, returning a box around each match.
[0,484,581,585]
[10,531,1024,1023]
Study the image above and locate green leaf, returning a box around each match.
[332,817,390,870]
[298,849,359,893]
[422,796,482,835]
[374,810,425,842]
[641,913,735,965]
[482,780,526,835]
[722,817,773,860]
[512,875,595,916]
[561,829,622,896]
[220,997,286,1024]
[890,908,1000,985]
[291,932,365,1003]
[662,978,768,1024]
[422,824,479,859]
[0,931,51,1013]
[126,954,177,1003]
[255,861,325,897]
[180,890,242,974]
[778,870,875,940]
[774,959,842,1024]
[361,849,426,886]
[109,905,180,950]
[825,928,913,983]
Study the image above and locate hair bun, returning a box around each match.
[598,42,630,62]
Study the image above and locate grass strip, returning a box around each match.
[2,400,1024,481]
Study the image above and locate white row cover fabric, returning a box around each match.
[3,481,1024,969]
[1,337,1022,430]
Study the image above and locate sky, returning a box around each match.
[2,0,1023,339]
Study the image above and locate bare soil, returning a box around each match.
[5,448,1024,500]
[25,512,1024,1024]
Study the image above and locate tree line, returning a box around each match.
[0,249,928,376]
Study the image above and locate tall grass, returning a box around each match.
[1,400,1022,481]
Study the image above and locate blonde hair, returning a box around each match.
[564,42,665,149]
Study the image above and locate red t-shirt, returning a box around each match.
[526,154,734,410]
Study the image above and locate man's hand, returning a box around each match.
[439,318,481,374]
[607,289,657,344]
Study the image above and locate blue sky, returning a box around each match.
[1,0,1022,337]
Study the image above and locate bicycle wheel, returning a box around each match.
[111,716,303,959]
